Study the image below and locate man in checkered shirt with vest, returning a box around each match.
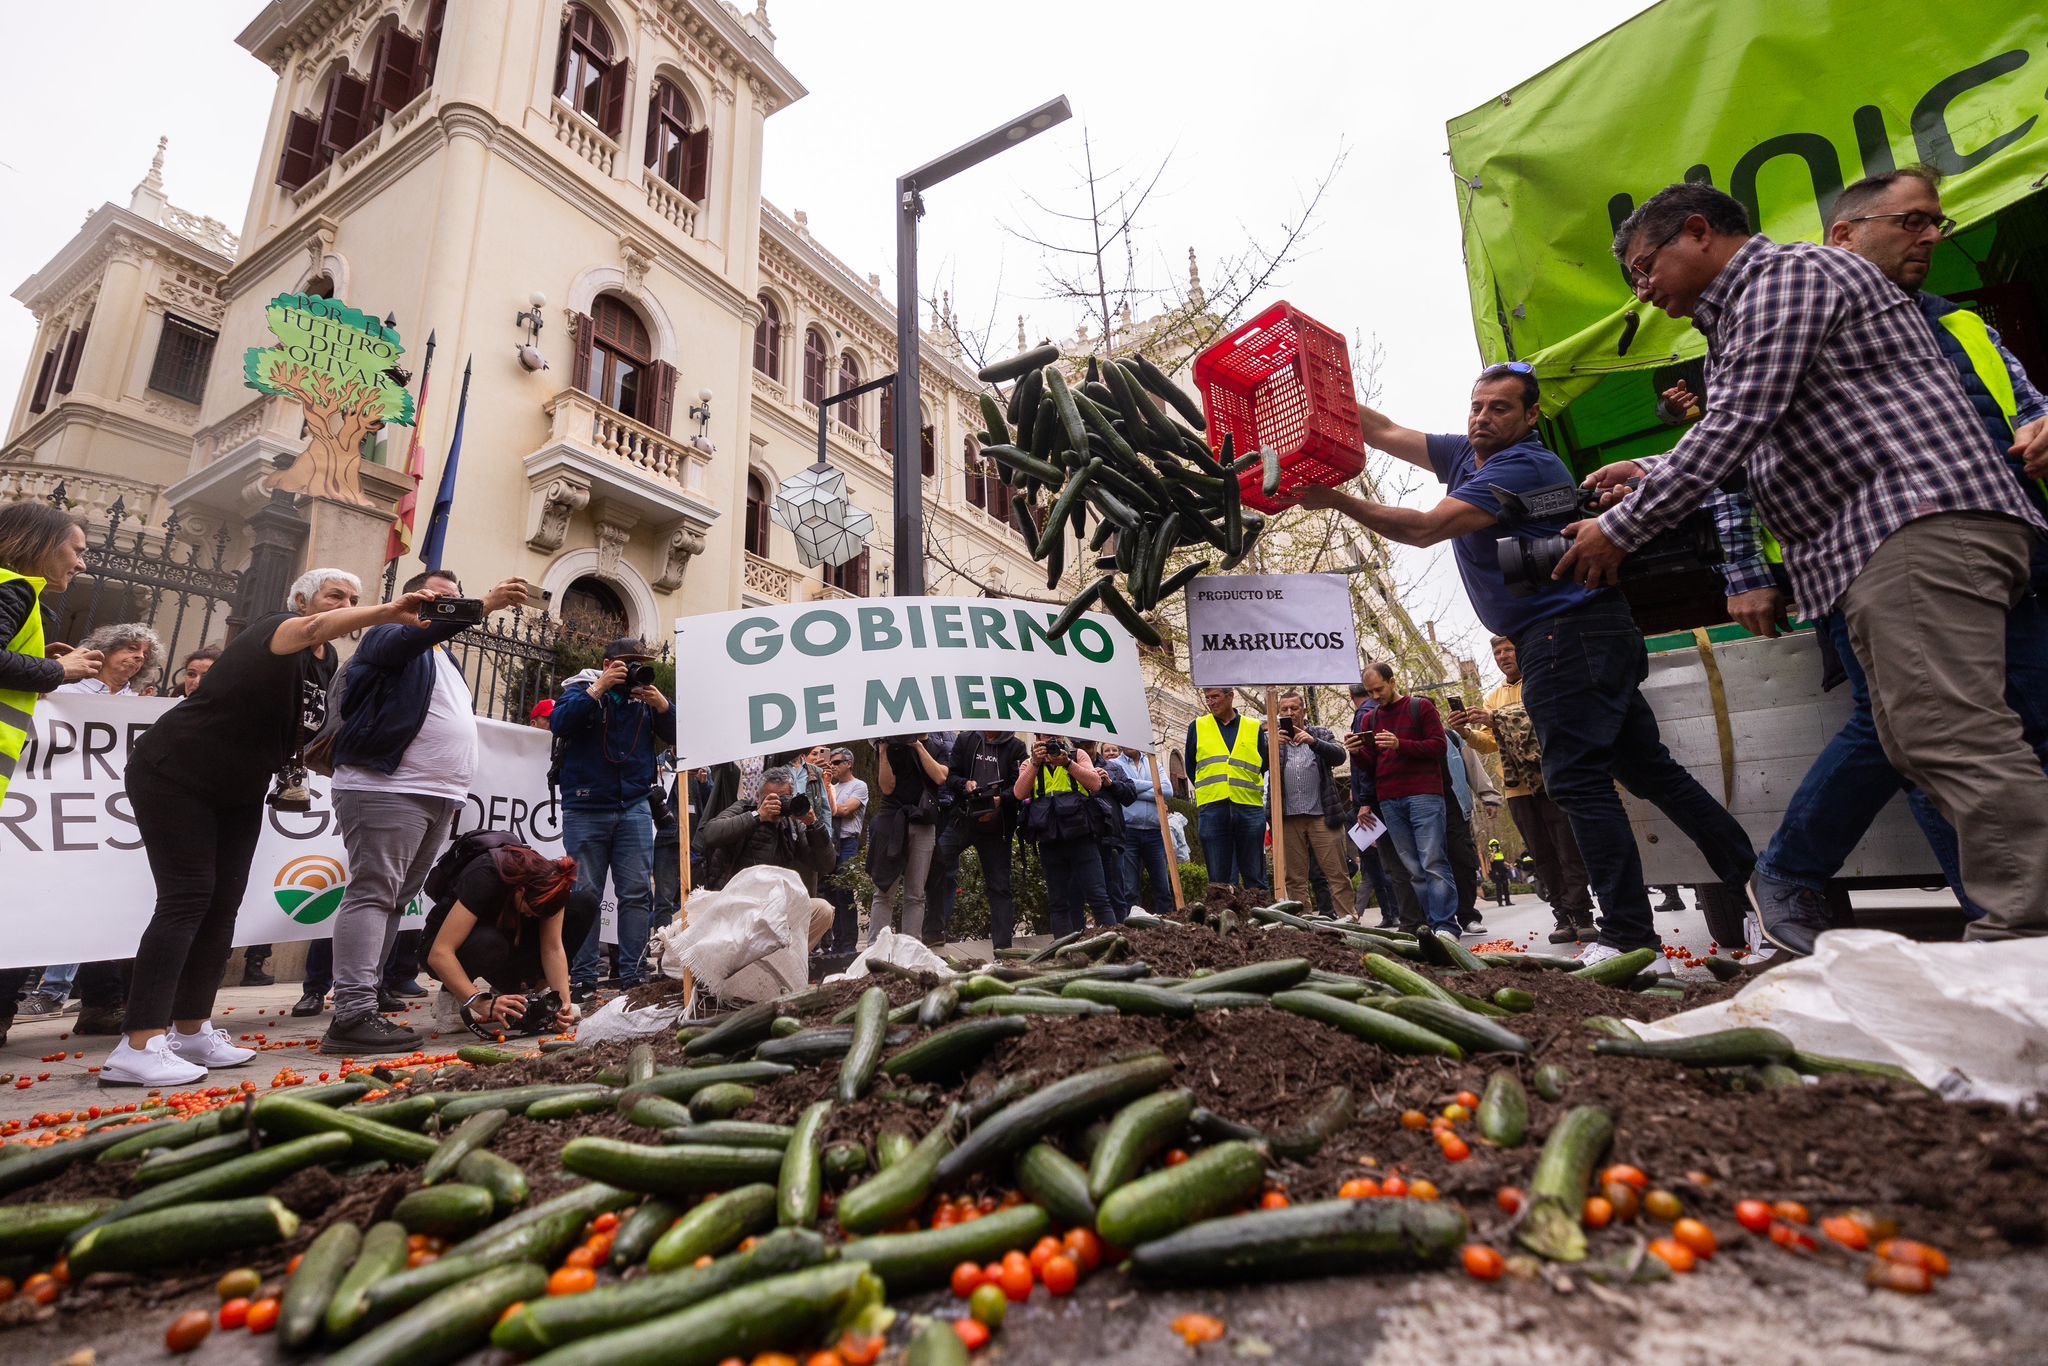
[1558,182,2048,949]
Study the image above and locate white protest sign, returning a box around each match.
[1184,574,1358,687]
[670,596,1151,767]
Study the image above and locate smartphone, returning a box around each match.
[1448,695,1466,714]
[1278,716,1299,737]
[426,597,487,624]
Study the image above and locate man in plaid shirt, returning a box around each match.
[1559,182,2048,949]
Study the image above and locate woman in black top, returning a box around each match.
[101,568,437,1088]
[424,844,587,1034]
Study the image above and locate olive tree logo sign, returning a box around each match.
[274,855,348,926]
[244,293,415,506]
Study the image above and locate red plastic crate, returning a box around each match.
[1192,301,1365,513]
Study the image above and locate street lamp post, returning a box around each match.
[892,95,1072,597]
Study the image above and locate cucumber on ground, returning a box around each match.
[622,1063,793,1105]
[933,1056,1176,1187]
[1061,979,1197,1017]
[1269,1086,1354,1160]
[688,1082,756,1121]
[69,1196,299,1276]
[451,1181,634,1262]
[823,1141,869,1182]
[0,1199,118,1257]
[875,1130,915,1171]
[351,1093,441,1131]
[910,1318,972,1366]
[1097,1142,1267,1248]
[624,1094,696,1129]
[2,1124,189,1197]
[881,1015,1027,1081]
[685,1000,781,1058]
[838,986,890,1103]
[1372,997,1531,1055]
[528,1089,623,1121]
[1477,1071,1529,1147]
[1787,1050,1923,1086]
[518,1263,881,1366]
[81,1131,350,1240]
[1188,991,1277,1012]
[1270,990,1464,1060]
[325,1220,411,1341]
[1015,1143,1097,1231]
[1433,931,1489,972]
[1493,988,1537,1012]
[437,1084,617,1122]
[1088,1089,1194,1201]
[659,1121,795,1150]
[1168,958,1311,995]
[1532,1064,1570,1102]
[966,995,1115,1017]
[1582,1015,1642,1041]
[96,1110,224,1165]
[1570,946,1659,985]
[1359,953,1461,1005]
[280,1219,360,1349]
[394,1183,498,1239]
[840,1204,1050,1295]
[561,1138,784,1196]
[457,1044,526,1067]
[754,1027,856,1067]
[423,1108,509,1185]
[455,1149,530,1212]
[647,1184,779,1272]
[1590,1027,1795,1068]
[254,1095,440,1163]
[1131,1198,1469,1282]
[609,1197,686,1271]
[324,1262,546,1366]
[778,1101,831,1228]
[132,1131,250,1186]
[1518,1106,1614,1263]
[836,1110,958,1235]
[916,986,959,1028]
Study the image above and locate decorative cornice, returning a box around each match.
[12,204,232,314]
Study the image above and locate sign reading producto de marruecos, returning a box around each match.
[672,597,1152,766]
[1183,574,1360,687]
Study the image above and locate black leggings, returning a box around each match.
[434,898,597,996]
[122,760,265,1031]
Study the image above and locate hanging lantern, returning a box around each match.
[771,464,847,533]
[775,462,873,568]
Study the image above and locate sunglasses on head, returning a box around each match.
[1479,361,1536,381]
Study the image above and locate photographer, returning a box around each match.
[552,637,676,1003]
[1014,734,1115,936]
[864,735,948,944]
[695,767,839,932]
[422,838,587,1037]
[1300,366,1753,971]
[1271,691,1353,913]
[930,728,1028,948]
[1084,741,1139,925]
[321,567,532,1055]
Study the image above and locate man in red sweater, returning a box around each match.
[1345,662,1462,937]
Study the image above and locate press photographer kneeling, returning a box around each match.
[423,833,588,1036]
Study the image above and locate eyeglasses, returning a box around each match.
[1624,224,1686,286]
[1838,210,1956,238]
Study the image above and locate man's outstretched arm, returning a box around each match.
[1296,486,1497,547]
[1358,404,1433,471]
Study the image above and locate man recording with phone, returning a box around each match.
[322,567,535,1054]
[552,636,675,1003]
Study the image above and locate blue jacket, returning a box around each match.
[550,670,678,811]
[1110,754,1158,829]
[333,619,469,774]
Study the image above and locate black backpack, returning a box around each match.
[423,829,522,911]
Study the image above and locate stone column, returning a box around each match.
[73,237,149,403]
[228,490,310,639]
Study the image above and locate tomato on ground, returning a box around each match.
[1164,1149,1190,1167]
[1409,1179,1440,1201]
[1438,1132,1471,1162]
[1062,1227,1103,1273]
[1400,1110,1428,1130]
[1648,1237,1697,1273]
[1454,1090,1481,1111]
[547,1266,597,1297]
[803,1353,845,1366]
[1672,1218,1717,1258]
[1866,1260,1935,1294]
[1496,1187,1525,1215]
[219,1297,251,1330]
[1339,1178,1380,1200]
[1171,1313,1226,1345]
[217,1267,262,1301]
[1734,1199,1773,1234]
[1770,1199,1811,1225]
[246,1298,281,1335]
[1601,1181,1641,1223]
[1380,1175,1408,1199]
[954,1319,991,1350]
[1041,1254,1079,1297]
[564,1245,602,1270]
[969,1281,1008,1328]
[998,1259,1034,1302]
[1461,1244,1505,1281]
[22,1273,58,1305]
[1876,1239,1950,1277]
[589,1211,621,1234]
[165,1310,212,1354]
[1582,1197,1614,1230]
[1600,1164,1649,1191]
[1643,1189,1684,1222]
[951,1261,983,1298]
[1260,1190,1291,1210]
[835,1331,885,1365]
[1028,1236,1062,1274]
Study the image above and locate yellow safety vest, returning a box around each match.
[1038,763,1077,794]
[1193,713,1264,807]
[0,566,48,805]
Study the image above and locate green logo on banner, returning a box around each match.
[273,855,348,926]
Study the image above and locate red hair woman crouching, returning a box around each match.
[424,835,593,1035]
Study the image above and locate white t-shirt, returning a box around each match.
[835,777,869,840]
[333,649,479,800]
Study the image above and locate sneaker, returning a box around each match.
[1750,870,1830,957]
[291,991,327,1019]
[17,992,70,1018]
[100,1035,208,1088]
[74,1005,126,1036]
[320,1012,421,1056]
[240,966,276,987]
[168,1024,257,1069]
[1576,940,1677,978]
[572,985,599,1009]
[377,988,407,1014]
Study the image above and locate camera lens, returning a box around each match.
[1497,534,1569,597]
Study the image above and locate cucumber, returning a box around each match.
[623,1062,794,1104]
[1133,352,1206,430]
[1571,946,1659,985]
[501,1227,830,1355]
[436,1084,608,1121]
[1360,953,1460,1004]
[957,972,1017,999]
[1702,954,1745,982]
[528,1089,622,1121]
[323,1262,545,1366]
[823,1141,869,1181]
[1591,1027,1794,1066]
[81,1131,350,1240]
[1259,446,1282,496]
[1493,987,1537,1012]
[351,1093,440,1131]
[451,1181,634,1262]
[1096,1141,1267,1248]
[280,1219,361,1349]
[966,995,1115,1017]
[1095,580,1164,648]
[1583,1015,1642,1041]
[934,1055,1176,1187]
[1,1123,169,1195]
[625,1094,696,1129]
[609,1197,685,1271]
[423,1108,509,1186]
[978,344,1062,384]
[977,392,1010,446]
[1518,1106,1614,1263]
[1269,1086,1355,1160]
[0,1199,119,1257]
[882,1015,1027,1081]
[1299,980,1372,1002]
[778,1101,831,1228]
[325,1220,411,1340]
[1190,1107,1268,1145]
[1060,978,1195,1017]
[659,1121,796,1150]
[688,1082,756,1121]
[1015,1143,1097,1230]
[841,1204,1050,1294]
[647,1183,779,1272]
[1372,997,1531,1055]
[254,1094,440,1162]
[284,1080,376,1107]
[1189,991,1276,1012]
[1169,958,1311,995]
[96,1110,223,1165]
[910,1317,972,1366]
[916,985,959,1028]
[1043,365,1089,452]
[1787,1050,1923,1086]
[1270,990,1464,1060]
[755,1027,856,1067]
[1131,1198,1470,1283]
[517,1263,881,1366]
[875,1130,915,1171]
[1446,988,1515,1018]
[455,1149,530,1212]
[1477,1071,1530,1147]
[1433,930,1489,972]
[836,1110,958,1235]
[1089,1089,1194,1201]
[685,1000,781,1058]
[1757,1063,1806,1089]
[457,1044,526,1067]
[133,1130,251,1185]
[1533,1064,1570,1102]
[69,1196,299,1275]
[561,1138,784,1196]
[394,1183,498,1238]
[838,986,890,1103]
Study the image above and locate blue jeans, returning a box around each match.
[1378,795,1460,936]
[1196,802,1268,889]
[1516,597,1755,951]
[1041,837,1112,937]
[1119,825,1176,915]
[564,798,655,989]
[1761,607,2048,918]
[1097,842,1128,925]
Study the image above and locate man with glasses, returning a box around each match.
[1560,181,2048,947]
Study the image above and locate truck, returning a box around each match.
[1445,0,2048,948]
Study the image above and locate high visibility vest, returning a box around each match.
[1935,309,2018,434]
[1037,761,1078,794]
[0,566,47,806]
[1193,713,1263,807]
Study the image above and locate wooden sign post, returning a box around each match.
[1143,751,1185,911]
[1264,686,1285,899]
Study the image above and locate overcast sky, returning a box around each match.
[0,0,1661,678]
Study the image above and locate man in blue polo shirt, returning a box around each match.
[1299,364,1754,968]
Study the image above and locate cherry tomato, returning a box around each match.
[218,1267,262,1301]
[1770,1199,1811,1226]
[564,1245,602,1271]
[1164,1148,1190,1167]
[1582,1196,1614,1230]
[1643,1189,1684,1222]
[954,1318,992,1350]
[1411,1179,1442,1201]
[835,1333,885,1366]
[1876,1239,1950,1277]
[1735,1199,1774,1234]
[1769,1221,1817,1253]
[547,1266,597,1297]
[803,1352,845,1366]
[1400,1109,1429,1130]
[998,1259,1034,1302]
[499,1302,527,1327]
[1600,1164,1649,1191]
[219,1297,252,1331]
[166,1309,213,1354]
[246,1297,281,1335]
[1496,1187,1525,1215]
[1338,1177,1380,1200]
[406,1248,438,1269]
[969,1280,1008,1328]
[982,1261,1003,1287]
[1438,1132,1471,1162]
[951,1261,983,1298]
[1440,1102,1470,1123]
[22,1272,59,1305]
[1028,1236,1062,1275]
[1647,1237,1697,1273]
[1062,1227,1103,1274]
[1821,1215,1869,1251]
[1380,1175,1409,1199]
[1171,1313,1227,1345]
[1672,1218,1717,1259]
[1260,1190,1291,1210]
[1041,1253,1079,1296]
[1461,1244,1505,1281]
[1454,1090,1482,1111]
[589,1211,621,1235]
[932,1207,958,1230]
[1601,1181,1641,1223]
[1866,1260,1935,1294]
[584,1232,615,1262]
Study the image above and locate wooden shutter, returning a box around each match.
[569,311,594,395]
[854,548,870,597]
[371,28,424,115]
[320,73,371,157]
[553,9,571,99]
[29,350,56,414]
[920,424,935,478]
[643,91,661,168]
[54,329,86,394]
[276,112,322,190]
[600,59,629,139]
[647,361,677,434]
[681,126,711,202]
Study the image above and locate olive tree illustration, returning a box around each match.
[243,294,416,505]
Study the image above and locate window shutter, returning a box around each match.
[855,548,870,597]
[54,329,86,394]
[681,126,711,202]
[647,361,677,434]
[29,350,57,414]
[570,311,594,394]
[276,112,322,190]
[553,9,571,99]
[371,28,424,114]
[920,424,935,478]
[600,59,629,139]
[643,91,661,168]
[320,73,372,157]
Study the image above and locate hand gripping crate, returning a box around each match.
[1192,301,1365,513]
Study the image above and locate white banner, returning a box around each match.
[1184,574,1359,687]
[0,694,615,969]
[671,596,1152,767]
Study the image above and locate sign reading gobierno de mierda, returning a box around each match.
[672,597,1152,767]
[1183,573,1360,687]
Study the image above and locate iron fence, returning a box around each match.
[437,608,675,725]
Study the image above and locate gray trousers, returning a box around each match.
[1841,512,2048,939]
[331,789,460,1020]
[869,824,937,944]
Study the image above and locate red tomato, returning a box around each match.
[1041,1253,1079,1296]
[1438,1132,1471,1162]
[803,1353,845,1366]
[1454,1090,1482,1111]
[1770,1199,1811,1226]
[165,1310,212,1354]
[219,1297,251,1331]
[1735,1199,1774,1234]
[1769,1221,1817,1253]
[1461,1244,1505,1281]
[1028,1236,1062,1274]
[1062,1227,1103,1274]
[590,1211,621,1235]
[22,1273,58,1306]
[285,1254,305,1277]
[1380,1175,1409,1199]
[1338,1178,1381,1200]
[564,1245,602,1271]
[998,1259,1034,1302]
[246,1298,281,1335]
[1866,1260,1935,1294]
[1260,1190,1291,1210]
[1600,1164,1649,1191]
[951,1261,983,1298]
[547,1266,597,1297]
[1164,1149,1190,1167]
[1672,1218,1717,1259]
[1582,1196,1614,1230]
[1399,1110,1428,1130]
[584,1232,615,1262]
[954,1318,991,1350]
[1408,1179,1440,1202]
[1496,1187,1525,1215]
[1647,1237,1697,1273]
[835,1333,885,1366]
[1876,1239,1950,1277]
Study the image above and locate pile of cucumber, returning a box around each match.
[972,346,1274,646]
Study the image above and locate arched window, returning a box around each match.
[303,273,335,299]
[555,3,625,137]
[878,382,895,453]
[964,437,984,509]
[367,19,428,118]
[752,295,782,380]
[838,353,862,432]
[744,473,771,557]
[561,575,628,642]
[583,295,651,419]
[985,455,1011,522]
[645,78,709,200]
[802,329,828,405]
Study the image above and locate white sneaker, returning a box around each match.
[1737,912,1780,967]
[167,1023,256,1069]
[1575,942,1675,977]
[100,1035,208,1088]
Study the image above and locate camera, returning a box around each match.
[784,791,811,819]
[425,597,487,625]
[267,761,313,813]
[1492,481,1726,632]
[626,662,656,689]
[1042,738,1068,760]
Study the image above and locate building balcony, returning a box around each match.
[642,169,700,237]
[0,461,163,525]
[551,99,618,178]
[288,90,433,213]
